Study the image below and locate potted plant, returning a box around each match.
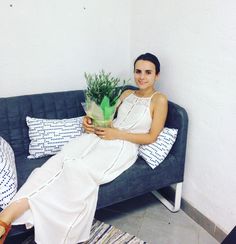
[83,70,127,127]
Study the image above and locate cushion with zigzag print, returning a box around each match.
[26,116,84,159]
[138,127,178,169]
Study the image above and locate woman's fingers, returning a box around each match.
[95,128,105,135]
[95,128,106,139]
[86,127,95,133]
[83,116,95,133]
[83,116,92,126]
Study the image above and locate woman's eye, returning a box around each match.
[135,70,141,74]
[146,71,152,75]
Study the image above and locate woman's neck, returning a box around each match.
[135,88,156,97]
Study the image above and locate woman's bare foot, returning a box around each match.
[0,225,5,238]
[0,198,29,242]
[0,219,11,243]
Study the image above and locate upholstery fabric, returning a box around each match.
[15,154,50,189]
[15,153,179,210]
[0,90,86,157]
[97,153,177,209]
[0,88,189,242]
[0,137,18,208]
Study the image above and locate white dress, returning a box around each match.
[11,92,155,244]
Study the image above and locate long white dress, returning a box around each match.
[11,92,154,244]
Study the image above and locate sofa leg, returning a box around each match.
[151,182,183,212]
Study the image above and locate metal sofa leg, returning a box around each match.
[151,182,183,212]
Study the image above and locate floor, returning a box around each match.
[95,193,219,244]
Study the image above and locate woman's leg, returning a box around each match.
[0,198,29,237]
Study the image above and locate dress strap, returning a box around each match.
[149,91,159,99]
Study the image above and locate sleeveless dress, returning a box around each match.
[11,92,156,244]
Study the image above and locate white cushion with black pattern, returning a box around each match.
[0,137,18,209]
[27,116,84,159]
[138,127,178,169]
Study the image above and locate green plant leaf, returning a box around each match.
[104,106,116,120]
[84,70,128,105]
[100,96,110,112]
[99,96,114,120]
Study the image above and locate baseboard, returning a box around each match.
[159,186,227,243]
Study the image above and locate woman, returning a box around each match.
[0,53,167,244]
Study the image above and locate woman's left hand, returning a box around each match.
[95,127,120,140]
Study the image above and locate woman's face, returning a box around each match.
[134,60,158,90]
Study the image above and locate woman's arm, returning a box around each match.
[95,93,168,144]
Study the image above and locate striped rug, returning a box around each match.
[85,219,147,243]
[22,219,147,244]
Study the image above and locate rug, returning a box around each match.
[22,219,147,244]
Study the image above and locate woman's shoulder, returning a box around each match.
[152,91,168,105]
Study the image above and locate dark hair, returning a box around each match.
[134,53,160,74]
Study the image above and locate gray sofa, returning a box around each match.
[0,86,188,243]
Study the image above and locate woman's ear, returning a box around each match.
[155,73,160,81]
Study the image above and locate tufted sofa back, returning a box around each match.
[0,88,188,176]
[0,90,86,156]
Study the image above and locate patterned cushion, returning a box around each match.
[0,137,18,209]
[27,116,84,159]
[138,128,178,169]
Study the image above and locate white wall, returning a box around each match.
[131,0,236,233]
[0,0,131,97]
[1,0,236,235]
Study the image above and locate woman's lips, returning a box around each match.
[138,80,147,85]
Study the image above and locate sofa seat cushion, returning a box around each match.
[15,155,50,189]
[15,153,181,210]
[97,153,179,209]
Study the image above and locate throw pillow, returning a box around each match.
[0,137,18,209]
[27,116,84,159]
[138,127,178,169]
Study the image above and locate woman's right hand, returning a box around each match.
[83,116,95,134]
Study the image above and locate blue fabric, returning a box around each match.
[0,90,86,157]
[97,153,178,209]
[15,155,50,189]
[0,87,188,242]
[14,153,178,210]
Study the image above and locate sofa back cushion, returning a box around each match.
[0,90,86,156]
[0,87,188,174]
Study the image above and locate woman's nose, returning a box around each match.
[140,73,145,79]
